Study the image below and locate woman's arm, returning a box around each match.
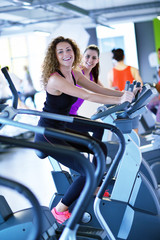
[47,72,134,105]
[74,69,123,97]
[97,79,104,87]
[131,67,143,86]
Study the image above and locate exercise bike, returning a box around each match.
[0,66,126,240]
[40,81,160,240]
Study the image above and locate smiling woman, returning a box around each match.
[41,36,81,88]
[34,35,136,224]
[56,43,75,68]
[69,44,104,116]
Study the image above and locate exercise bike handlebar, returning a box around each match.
[91,82,137,121]
[116,87,156,119]
[91,101,130,120]
[125,87,157,117]
[0,175,43,240]
[1,67,18,109]
[91,84,156,121]
[124,80,131,90]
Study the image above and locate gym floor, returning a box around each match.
[0,145,56,213]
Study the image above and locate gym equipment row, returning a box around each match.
[0,67,160,239]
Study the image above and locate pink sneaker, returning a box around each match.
[103,190,110,198]
[51,207,71,224]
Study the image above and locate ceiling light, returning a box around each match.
[34,30,51,37]
[13,0,32,6]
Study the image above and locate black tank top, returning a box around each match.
[39,70,77,130]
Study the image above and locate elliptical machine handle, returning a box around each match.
[124,81,131,90]
[1,67,18,109]
[127,87,157,115]
[91,101,130,120]
[0,176,43,240]
[91,83,135,120]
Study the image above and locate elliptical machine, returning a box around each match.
[0,67,108,240]
[47,80,160,239]
[0,66,125,240]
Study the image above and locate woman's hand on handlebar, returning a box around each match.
[133,85,142,96]
[120,91,134,104]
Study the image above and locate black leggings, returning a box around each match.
[35,126,107,207]
[66,114,105,167]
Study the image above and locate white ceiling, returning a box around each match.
[0,0,160,35]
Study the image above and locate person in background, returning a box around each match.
[68,44,105,142]
[34,36,136,224]
[147,48,160,123]
[107,48,143,91]
[23,65,35,93]
[69,44,103,116]
[20,65,37,108]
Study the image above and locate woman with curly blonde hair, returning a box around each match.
[35,36,135,224]
[41,36,81,88]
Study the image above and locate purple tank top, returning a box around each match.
[69,70,93,115]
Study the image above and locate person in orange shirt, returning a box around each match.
[107,48,143,90]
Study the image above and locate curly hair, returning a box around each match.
[83,45,100,83]
[41,36,82,87]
